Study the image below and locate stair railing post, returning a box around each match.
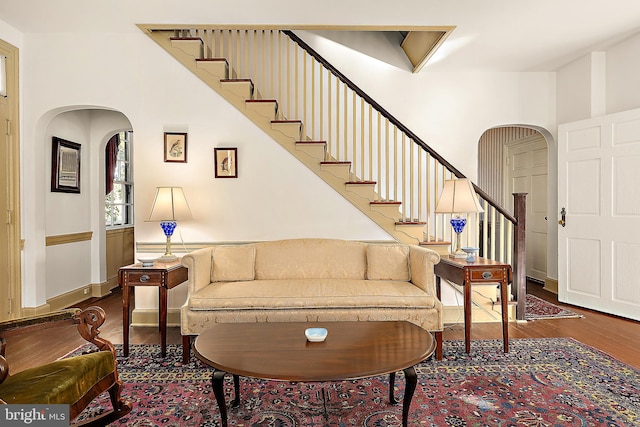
[512,192,527,321]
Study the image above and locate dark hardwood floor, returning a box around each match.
[4,281,640,374]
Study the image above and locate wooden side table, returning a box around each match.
[434,256,512,353]
[118,260,188,357]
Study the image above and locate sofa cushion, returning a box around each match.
[254,238,367,280]
[367,244,410,281]
[189,279,435,310]
[211,245,256,282]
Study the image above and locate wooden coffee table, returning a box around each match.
[194,321,435,427]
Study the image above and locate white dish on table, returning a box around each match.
[305,327,328,342]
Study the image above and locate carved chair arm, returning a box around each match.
[73,306,116,358]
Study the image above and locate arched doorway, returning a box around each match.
[20,107,133,315]
[478,126,553,287]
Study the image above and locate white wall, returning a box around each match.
[606,32,640,115]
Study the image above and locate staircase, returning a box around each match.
[139,26,528,319]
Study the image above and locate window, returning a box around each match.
[105,131,133,228]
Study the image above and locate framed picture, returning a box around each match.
[214,147,238,178]
[164,132,187,163]
[51,137,81,193]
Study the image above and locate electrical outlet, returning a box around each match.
[83,287,90,295]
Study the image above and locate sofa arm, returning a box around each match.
[181,247,214,295]
[409,245,440,295]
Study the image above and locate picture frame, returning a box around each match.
[51,136,81,193]
[164,132,187,163]
[214,147,238,178]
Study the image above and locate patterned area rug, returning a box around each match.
[71,338,639,426]
[525,294,583,320]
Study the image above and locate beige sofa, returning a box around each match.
[180,238,443,362]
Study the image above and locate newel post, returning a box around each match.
[512,193,527,321]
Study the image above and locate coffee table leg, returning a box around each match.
[389,372,399,403]
[232,374,240,407]
[212,370,228,427]
[402,367,417,427]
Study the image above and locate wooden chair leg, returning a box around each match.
[182,335,192,364]
[73,380,131,427]
[435,331,443,360]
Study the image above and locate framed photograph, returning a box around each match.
[214,147,238,178]
[51,137,81,193]
[164,132,187,163]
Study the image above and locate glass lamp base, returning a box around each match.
[157,254,178,262]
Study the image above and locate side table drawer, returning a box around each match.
[122,271,163,286]
[468,267,508,282]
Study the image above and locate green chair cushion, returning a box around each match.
[0,351,115,406]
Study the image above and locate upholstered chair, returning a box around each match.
[0,306,131,426]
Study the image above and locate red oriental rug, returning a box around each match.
[525,294,583,320]
[72,338,639,426]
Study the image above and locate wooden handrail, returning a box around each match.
[283,30,516,226]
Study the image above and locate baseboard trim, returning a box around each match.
[92,279,117,298]
[131,308,181,327]
[22,303,52,317]
[47,285,94,311]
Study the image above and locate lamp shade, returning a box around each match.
[435,179,484,214]
[147,187,192,221]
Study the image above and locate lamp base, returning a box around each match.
[156,254,178,263]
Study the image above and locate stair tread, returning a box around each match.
[196,58,228,62]
[296,140,326,144]
[346,181,376,185]
[272,119,302,123]
[371,201,401,205]
[396,221,427,225]
[321,161,351,164]
[247,99,277,103]
[221,78,252,82]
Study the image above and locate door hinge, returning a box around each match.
[8,298,12,315]
[5,119,10,136]
[6,210,12,224]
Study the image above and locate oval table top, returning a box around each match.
[193,320,435,382]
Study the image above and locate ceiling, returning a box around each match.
[1,0,639,72]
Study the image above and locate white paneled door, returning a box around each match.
[505,136,548,282]
[558,108,640,321]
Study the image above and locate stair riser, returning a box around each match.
[220,81,253,101]
[345,184,376,200]
[271,122,302,142]
[370,204,402,222]
[320,164,351,181]
[196,61,229,81]
[246,102,278,124]
[170,39,203,58]
[395,223,426,241]
[295,144,326,161]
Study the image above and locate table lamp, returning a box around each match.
[435,178,483,257]
[147,187,192,262]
